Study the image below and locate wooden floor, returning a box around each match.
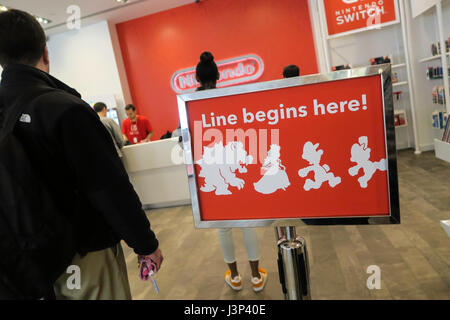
[122,150,450,300]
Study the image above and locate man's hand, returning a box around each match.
[139,248,163,272]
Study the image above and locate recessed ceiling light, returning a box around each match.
[35,15,51,25]
[1,6,8,11]
[116,0,129,3]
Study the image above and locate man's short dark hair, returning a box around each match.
[0,9,47,67]
[283,65,300,78]
[94,102,107,113]
[125,104,136,112]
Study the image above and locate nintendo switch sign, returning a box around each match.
[323,0,399,38]
[177,64,400,228]
[171,54,264,94]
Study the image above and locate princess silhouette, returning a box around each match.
[254,144,290,194]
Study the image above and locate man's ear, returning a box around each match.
[216,72,220,80]
[43,46,50,66]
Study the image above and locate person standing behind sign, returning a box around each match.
[121,104,153,145]
[195,51,267,292]
[283,64,300,78]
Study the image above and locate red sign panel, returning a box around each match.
[324,0,398,37]
[184,74,394,222]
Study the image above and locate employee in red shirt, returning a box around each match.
[122,104,153,144]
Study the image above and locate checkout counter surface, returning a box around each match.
[122,137,191,209]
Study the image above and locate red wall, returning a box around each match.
[116,0,318,140]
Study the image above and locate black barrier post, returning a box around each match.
[275,226,311,300]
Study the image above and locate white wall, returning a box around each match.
[308,0,450,152]
[407,1,450,150]
[47,20,129,122]
[309,2,415,151]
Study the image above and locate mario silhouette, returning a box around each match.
[298,141,341,191]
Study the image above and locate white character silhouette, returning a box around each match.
[197,141,253,195]
[253,144,290,194]
[348,136,387,188]
[298,141,341,191]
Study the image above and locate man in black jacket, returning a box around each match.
[0,9,163,299]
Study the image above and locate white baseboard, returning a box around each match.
[419,143,435,152]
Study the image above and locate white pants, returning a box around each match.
[218,228,259,264]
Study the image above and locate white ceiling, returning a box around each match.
[1,0,194,35]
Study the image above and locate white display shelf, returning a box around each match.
[419,52,450,63]
[393,81,408,87]
[441,220,450,238]
[395,124,408,128]
[392,63,406,69]
[428,77,450,80]
[434,139,450,163]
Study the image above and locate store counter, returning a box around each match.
[122,137,191,209]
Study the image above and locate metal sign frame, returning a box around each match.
[177,64,400,228]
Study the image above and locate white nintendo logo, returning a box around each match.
[170,54,264,94]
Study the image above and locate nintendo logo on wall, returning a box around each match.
[171,54,264,94]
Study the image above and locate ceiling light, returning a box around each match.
[116,0,130,3]
[34,15,52,24]
[1,6,8,11]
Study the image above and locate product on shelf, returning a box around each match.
[393,91,402,100]
[443,116,450,142]
[370,55,391,65]
[426,66,449,79]
[432,86,438,103]
[399,113,407,126]
[431,39,450,56]
[332,64,351,71]
[432,112,440,128]
[431,42,440,56]
[432,111,448,130]
[438,111,448,130]
[394,114,400,126]
[394,111,407,127]
[432,86,446,104]
[438,86,446,105]
[392,72,398,83]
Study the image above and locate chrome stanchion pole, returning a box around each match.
[275,226,311,300]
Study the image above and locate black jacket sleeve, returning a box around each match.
[56,101,159,255]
